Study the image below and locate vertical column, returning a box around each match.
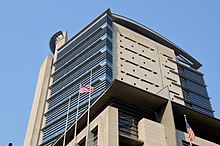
[98,106,119,146]
[24,55,53,146]
[157,100,177,146]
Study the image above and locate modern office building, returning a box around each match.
[24,9,220,146]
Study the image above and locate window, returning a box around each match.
[118,111,138,139]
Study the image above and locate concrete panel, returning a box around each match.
[158,44,184,105]
[113,22,185,105]
[112,23,163,94]
[24,55,53,146]
[138,118,167,146]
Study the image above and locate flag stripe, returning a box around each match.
[79,85,94,94]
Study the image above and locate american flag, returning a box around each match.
[185,117,195,141]
[79,85,94,94]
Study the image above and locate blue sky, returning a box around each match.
[0,1,219,145]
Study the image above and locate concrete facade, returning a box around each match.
[112,22,184,105]
[67,106,118,146]
[24,55,53,146]
[138,118,167,146]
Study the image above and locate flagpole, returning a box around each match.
[63,97,71,146]
[74,83,81,146]
[85,69,92,146]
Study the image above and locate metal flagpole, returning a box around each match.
[184,114,187,124]
[63,97,71,146]
[85,69,92,146]
[74,83,81,146]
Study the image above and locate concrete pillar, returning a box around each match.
[158,100,177,146]
[24,55,53,146]
[98,106,119,146]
